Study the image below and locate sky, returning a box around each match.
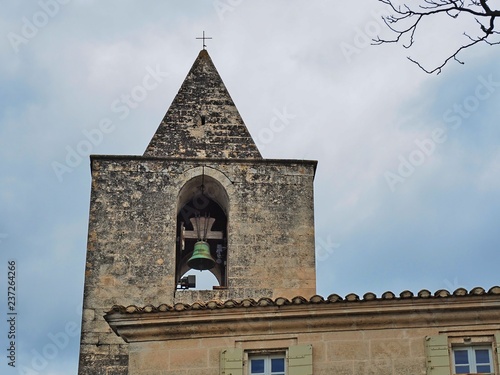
[1,1,500,374]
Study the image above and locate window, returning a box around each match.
[453,346,493,374]
[249,354,285,375]
[425,334,500,375]
[220,345,312,375]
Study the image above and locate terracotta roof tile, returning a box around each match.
[399,290,414,299]
[418,289,431,298]
[106,286,500,315]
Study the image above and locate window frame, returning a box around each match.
[220,344,312,375]
[248,352,286,375]
[452,345,494,374]
[425,333,500,375]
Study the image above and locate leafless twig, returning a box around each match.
[376,0,500,73]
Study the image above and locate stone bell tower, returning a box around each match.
[78,49,317,374]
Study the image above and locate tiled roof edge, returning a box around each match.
[107,286,500,315]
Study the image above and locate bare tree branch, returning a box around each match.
[376,0,500,73]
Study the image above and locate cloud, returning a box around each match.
[2,1,500,374]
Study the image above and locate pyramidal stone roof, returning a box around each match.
[144,50,262,159]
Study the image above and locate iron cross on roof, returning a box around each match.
[196,31,212,50]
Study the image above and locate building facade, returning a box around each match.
[105,287,500,375]
[78,49,500,375]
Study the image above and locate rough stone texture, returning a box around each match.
[84,156,316,301]
[144,50,261,159]
[78,49,316,374]
[78,156,316,374]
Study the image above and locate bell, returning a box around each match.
[188,241,216,270]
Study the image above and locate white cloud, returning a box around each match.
[2,1,500,373]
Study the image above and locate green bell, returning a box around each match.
[188,241,216,270]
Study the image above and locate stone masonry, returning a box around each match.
[144,49,261,159]
[78,50,317,374]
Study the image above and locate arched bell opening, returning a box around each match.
[175,174,228,289]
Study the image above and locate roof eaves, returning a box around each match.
[106,286,500,315]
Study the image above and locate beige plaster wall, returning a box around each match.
[127,327,431,375]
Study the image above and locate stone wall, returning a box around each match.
[78,155,317,374]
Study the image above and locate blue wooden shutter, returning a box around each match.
[425,335,450,375]
[288,344,313,375]
[220,348,243,375]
